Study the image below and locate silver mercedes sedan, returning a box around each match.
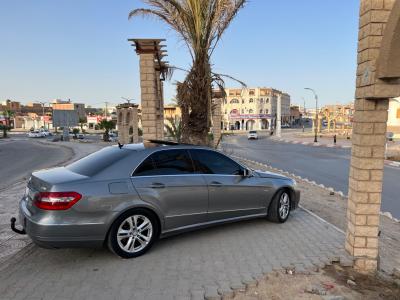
[11,141,300,258]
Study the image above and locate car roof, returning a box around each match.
[116,141,210,152]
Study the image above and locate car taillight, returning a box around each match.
[34,192,82,210]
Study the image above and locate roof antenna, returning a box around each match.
[118,142,124,149]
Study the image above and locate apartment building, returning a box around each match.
[221,87,290,131]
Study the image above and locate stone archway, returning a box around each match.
[246,119,255,130]
[235,121,240,130]
[346,0,400,273]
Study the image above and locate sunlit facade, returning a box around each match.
[221,87,290,131]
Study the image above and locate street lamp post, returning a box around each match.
[37,102,47,130]
[304,88,318,143]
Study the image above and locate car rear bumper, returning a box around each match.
[18,197,107,248]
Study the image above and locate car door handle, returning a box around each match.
[210,181,222,187]
[150,182,165,189]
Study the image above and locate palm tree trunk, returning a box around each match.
[183,55,212,145]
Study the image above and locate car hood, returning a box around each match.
[253,170,288,180]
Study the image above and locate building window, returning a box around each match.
[260,109,263,114]
[266,109,269,114]
[225,109,227,114]
[397,108,400,119]
[249,90,255,96]
[249,98,254,103]
[230,99,239,104]
[241,109,244,114]
[242,99,245,104]
[266,98,269,103]
[260,98,264,103]
[249,109,254,114]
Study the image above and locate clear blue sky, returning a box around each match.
[0,0,359,108]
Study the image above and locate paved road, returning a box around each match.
[222,135,400,219]
[0,140,73,190]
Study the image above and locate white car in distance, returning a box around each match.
[247,130,258,140]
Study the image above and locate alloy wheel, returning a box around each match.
[278,192,290,220]
[117,215,153,253]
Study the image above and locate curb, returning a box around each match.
[273,137,351,149]
[231,155,400,223]
[271,138,400,169]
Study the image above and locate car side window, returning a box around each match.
[134,149,194,176]
[190,149,243,175]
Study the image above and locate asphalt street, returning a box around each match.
[222,134,400,219]
[0,139,73,190]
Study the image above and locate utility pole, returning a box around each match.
[104,102,109,118]
[37,102,47,130]
[276,94,282,137]
[305,88,318,143]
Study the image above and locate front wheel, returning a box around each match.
[267,190,291,223]
[107,209,158,258]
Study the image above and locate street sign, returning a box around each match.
[52,110,78,127]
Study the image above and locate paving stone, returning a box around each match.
[0,210,348,299]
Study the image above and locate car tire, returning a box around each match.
[107,209,158,258]
[267,190,291,223]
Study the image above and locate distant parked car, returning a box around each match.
[247,130,258,140]
[27,131,45,138]
[108,132,118,142]
[281,124,290,128]
[39,129,52,136]
[12,141,300,258]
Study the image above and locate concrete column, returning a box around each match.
[116,105,139,144]
[154,70,164,140]
[345,99,388,272]
[345,0,400,273]
[140,53,158,141]
[276,95,282,137]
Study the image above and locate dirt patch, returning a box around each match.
[233,265,400,300]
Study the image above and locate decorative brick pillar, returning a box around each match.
[212,98,222,147]
[346,0,400,273]
[130,39,168,142]
[117,104,139,144]
[155,70,164,140]
[139,53,158,141]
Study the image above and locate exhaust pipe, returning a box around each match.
[10,217,26,235]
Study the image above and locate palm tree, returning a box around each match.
[98,120,115,142]
[129,0,246,145]
[79,117,87,132]
[164,117,182,142]
[1,110,14,138]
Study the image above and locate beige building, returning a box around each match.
[221,87,290,131]
[51,99,86,119]
[387,97,400,137]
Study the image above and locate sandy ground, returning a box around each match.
[233,265,400,300]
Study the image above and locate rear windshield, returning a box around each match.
[249,131,257,134]
[66,147,132,176]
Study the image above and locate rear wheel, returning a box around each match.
[107,209,158,258]
[268,190,291,223]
